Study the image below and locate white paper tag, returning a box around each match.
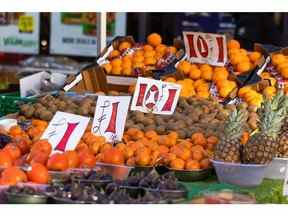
[63,73,83,92]
[92,96,131,142]
[183,31,227,66]
[41,111,90,152]
[20,71,50,97]
[130,77,181,115]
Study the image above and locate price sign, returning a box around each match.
[183,31,227,66]
[130,77,181,115]
[41,111,90,152]
[18,15,34,33]
[92,96,131,142]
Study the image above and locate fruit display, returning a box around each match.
[101,33,178,76]
[243,92,288,164]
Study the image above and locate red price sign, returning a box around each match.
[183,32,227,66]
[92,96,131,142]
[131,77,181,115]
[41,111,90,152]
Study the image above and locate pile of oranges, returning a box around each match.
[227,39,262,75]
[102,33,177,76]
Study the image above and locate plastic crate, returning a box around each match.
[0,92,35,117]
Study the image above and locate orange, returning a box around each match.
[178,140,193,149]
[143,44,154,52]
[177,60,191,74]
[78,152,96,168]
[176,147,191,161]
[144,50,156,58]
[133,62,144,69]
[116,143,127,153]
[249,51,262,62]
[28,151,49,165]
[111,58,122,67]
[126,157,136,166]
[158,145,169,154]
[196,83,209,92]
[32,119,48,128]
[31,139,52,155]
[166,46,177,54]
[2,144,21,161]
[158,135,172,147]
[144,57,157,65]
[109,50,120,58]
[102,148,125,165]
[145,130,159,141]
[134,50,144,57]
[219,87,233,98]
[281,67,288,79]
[27,163,50,184]
[200,64,213,73]
[192,150,204,161]
[263,86,276,98]
[272,54,286,65]
[168,131,178,140]
[277,62,288,71]
[1,166,27,185]
[194,79,206,89]
[239,48,248,56]
[47,153,69,171]
[227,39,240,50]
[122,55,132,62]
[9,126,23,137]
[191,132,207,146]
[164,77,177,83]
[197,91,210,99]
[236,61,251,73]
[229,53,243,65]
[64,151,79,169]
[155,44,167,54]
[200,158,211,169]
[207,136,219,145]
[118,41,132,52]
[241,131,250,145]
[189,68,202,80]
[111,66,122,75]
[122,60,132,69]
[212,67,229,82]
[100,143,113,153]
[185,160,200,170]
[0,151,13,168]
[124,147,135,160]
[102,63,112,74]
[147,33,162,47]
[135,151,150,166]
[170,158,185,170]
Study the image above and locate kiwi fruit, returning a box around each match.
[24,106,35,118]
[156,126,166,134]
[142,118,154,126]
[40,110,53,121]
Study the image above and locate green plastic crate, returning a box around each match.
[0,92,35,117]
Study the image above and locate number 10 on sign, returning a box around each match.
[130,77,181,115]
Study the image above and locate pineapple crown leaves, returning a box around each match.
[258,92,287,139]
[224,108,248,140]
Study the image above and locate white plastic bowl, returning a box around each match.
[211,160,268,187]
[264,158,288,180]
[0,118,17,131]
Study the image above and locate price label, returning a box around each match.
[130,77,181,115]
[92,96,131,142]
[183,31,227,66]
[18,15,34,33]
[41,111,90,152]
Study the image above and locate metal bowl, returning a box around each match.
[143,184,188,200]
[5,192,47,204]
[172,168,213,182]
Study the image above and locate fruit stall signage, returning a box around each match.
[183,31,227,66]
[131,77,181,115]
[41,111,90,152]
[92,96,131,142]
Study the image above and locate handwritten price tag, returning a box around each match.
[130,77,181,115]
[18,15,34,33]
[92,96,131,142]
[183,31,227,66]
[41,111,90,152]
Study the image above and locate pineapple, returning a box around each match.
[214,108,248,163]
[243,92,287,164]
[277,95,288,157]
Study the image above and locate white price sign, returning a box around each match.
[92,96,131,142]
[183,31,227,66]
[130,77,181,115]
[41,111,90,152]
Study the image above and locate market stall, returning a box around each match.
[0,28,288,204]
